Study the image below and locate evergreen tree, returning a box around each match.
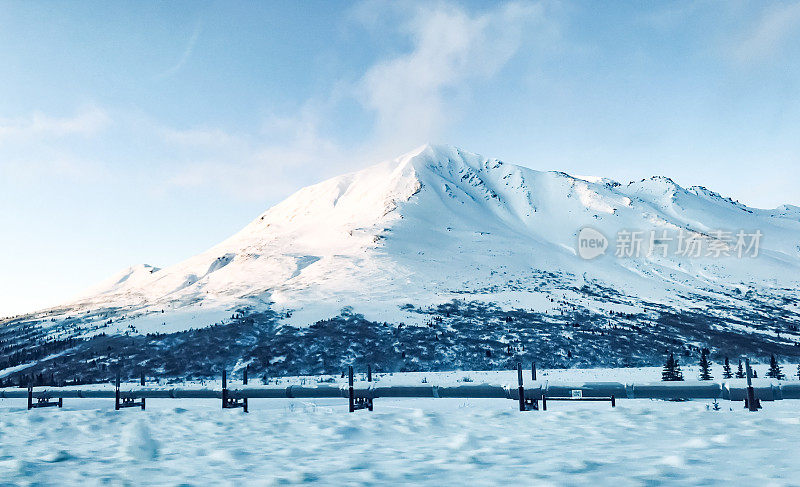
[752,369,758,378]
[662,353,684,381]
[796,364,800,380]
[735,359,745,379]
[699,349,713,380]
[722,357,733,379]
[766,355,785,380]
[662,353,674,381]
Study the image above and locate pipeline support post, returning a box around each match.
[221,369,227,409]
[744,358,761,412]
[517,363,525,411]
[221,369,248,412]
[27,385,62,410]
[517,362,538,411]
[348,365,373,412]
[115,371,145,411]
[348,366,354,412]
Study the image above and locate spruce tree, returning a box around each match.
[662,354,674,381]
[735,359,745,379]
[662,353,684,381]
[796,364,800,380]
[699,349,713,380]
[722,357,733,379]
[766,355,785,380]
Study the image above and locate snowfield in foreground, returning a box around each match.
[1,396,798,486]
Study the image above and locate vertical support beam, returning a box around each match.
[517,362,525,412]
[222,369,228,410]
[611,395,615,407]
[27,385,33,410]
[745,358,758,412]
[242,366,249,413]
[745,358,753,386]
[541,394,547,411]
[367,365,372,383]
[220,367,247,412]
[115,371,121,411]
[532,362,537,381]
[140,372,146,410]
[348,365,355,413]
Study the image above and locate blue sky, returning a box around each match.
[2,0,800,317]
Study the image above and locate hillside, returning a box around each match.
[2,144,799,380]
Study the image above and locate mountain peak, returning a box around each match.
[26,144,800,337]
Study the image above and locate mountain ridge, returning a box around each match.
[3,144,800,380]
[6,143,800,335]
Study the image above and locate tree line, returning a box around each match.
[662,351,797,381]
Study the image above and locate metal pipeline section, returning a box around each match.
[2,380,798,402]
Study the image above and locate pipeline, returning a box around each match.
[2,380,799,402]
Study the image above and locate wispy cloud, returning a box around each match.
[159,126,240,148]
[0,151,111,184]
[2,2,552,203]
[357,1,549,154]
[0,107,110,142]
[156,21,203,79]
[162,105,348,200]
[734,2,800,63]
[0,107,112,184]
[162,1,552,201]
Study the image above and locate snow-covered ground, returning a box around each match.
[1,397,798,485]
[1,367,799,485]
[151,363,800,389]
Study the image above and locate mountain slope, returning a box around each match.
[17,144,800,331]
[2,144,800,379]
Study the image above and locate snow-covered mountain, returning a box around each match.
[21,144,800,334]
[3,144,800,381]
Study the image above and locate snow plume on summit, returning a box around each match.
[6,144,800,351]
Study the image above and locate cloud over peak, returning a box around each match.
[359,2,548,153]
